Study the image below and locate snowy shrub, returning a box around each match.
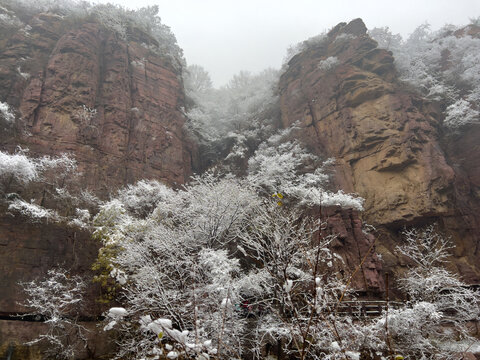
[318,56,340,71]
[0,150,38,184]
[0,101,15,123]
[115,179,174,218]
[72,104,97,125]
[37,153,77,175]
[0,149,77,187]
[247,131,364,210]
[283,33,327,66]
[17,65,30,79]
[8,199,59,221]
[444,98,479,128]
[0,5,22,27]
[369,226,480,359]
[334,33,356,42]
[67,208,91,229]
[0,149,81,226]
[130,59,145,69]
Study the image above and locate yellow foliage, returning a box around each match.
[91,244,122,303]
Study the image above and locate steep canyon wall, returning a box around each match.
[278,18,480,283]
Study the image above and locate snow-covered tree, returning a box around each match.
[247,128,364,210]
[236,203,353,359]
[367,226,480,359]
[184,67,279,152]
[91,167,367,359]
[184,64,213,97]
[20,269,87,360]
[369,23,480,130]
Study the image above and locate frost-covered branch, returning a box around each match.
[20,269,87,359]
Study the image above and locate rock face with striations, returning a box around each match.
[0,12,194,191]
[278,18,480,282]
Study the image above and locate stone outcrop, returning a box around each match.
[278,18,480,282]
[321,207,383,294]
[0,13,194,191]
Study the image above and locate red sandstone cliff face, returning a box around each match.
[0,13,194,191]
[278,18,480,282]
[320,207,383,293]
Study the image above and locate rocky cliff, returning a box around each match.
[0,9,194,190]
[278,18,480,283]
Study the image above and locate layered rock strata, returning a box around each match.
[278,18,480,282]
[0,13,194,190]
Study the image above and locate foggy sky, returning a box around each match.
[96,0,480,86]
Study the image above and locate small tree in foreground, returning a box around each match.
[370,226,480,359]
[236,203,355,360]
[20,269,87,360]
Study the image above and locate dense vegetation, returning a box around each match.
[370,22,480,129]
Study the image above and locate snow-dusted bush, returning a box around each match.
[0,149,77,188]
[0,101,15,123]
[67,208,91,229]
[17,65,30,79]
[8,199,59,221]
[318,56,340,71]
[20,269,87,360]
[115,179,174,217]
[366,226,480,359]
[72,104,97,125]
[334,33,357,42]
[444,98,480,128]
[283,33,327,66]
[0,5,22,27]
[247,129,364,210]
[0,150,38,184]
[0,149,83,226]
[37,153,77,175]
